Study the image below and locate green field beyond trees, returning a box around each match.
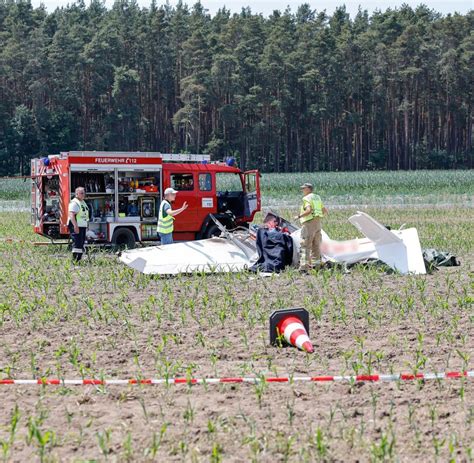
[1,170,473,205]
[0,1,472,175]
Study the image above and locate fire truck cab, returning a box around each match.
[31,151,261,248]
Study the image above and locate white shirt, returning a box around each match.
[68,201,80,215]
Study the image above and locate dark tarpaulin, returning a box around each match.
[249,228,294,273]
[422,248,460,272]
[347,249,461,274]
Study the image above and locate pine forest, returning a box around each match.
[0,0,472,174]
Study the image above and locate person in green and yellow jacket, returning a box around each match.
[68,186,90,262]
[157,187,188,245]
[294,183,328,271]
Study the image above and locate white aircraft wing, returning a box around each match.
[119,236,257,275]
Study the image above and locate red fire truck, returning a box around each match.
[31,151,261,248]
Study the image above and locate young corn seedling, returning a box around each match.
[432,435,446,460]
[253,374,267,408]
[210,442,224,463]
[370,432,396,462]
[26,417,56,463]
[286,399,296,427]
[144,423,168,459]
[447,433,460,463]
[312,427,329,460]
[122,432,134,462]
[97,428,113,459]
[0,405,20,462]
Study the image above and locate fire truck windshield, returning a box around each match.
[215,172,243,192]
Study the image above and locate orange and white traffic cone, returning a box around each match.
[270,308,314,353]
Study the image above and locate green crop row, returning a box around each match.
[1,170,473,202]
[0,178,30,200]
[259,170,474,198]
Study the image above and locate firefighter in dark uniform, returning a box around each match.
[68,187,89,262]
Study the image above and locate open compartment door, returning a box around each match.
[31,159,42,228]
[243,170,261,220]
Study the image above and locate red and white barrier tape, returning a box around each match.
[0,371,472,386]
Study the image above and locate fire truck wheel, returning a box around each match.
[204,223,222,239]
[112,228,136,250]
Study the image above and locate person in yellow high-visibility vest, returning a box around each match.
[157,187,188,245]
[294,183,328,271]
[68,186,90,262]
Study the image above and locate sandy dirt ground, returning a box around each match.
[0,246,472,461]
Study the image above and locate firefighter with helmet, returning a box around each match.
[157,187,188,245]
[68,186,90,262]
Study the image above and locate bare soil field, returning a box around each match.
[0,208,473,461]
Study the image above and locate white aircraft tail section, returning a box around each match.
[349,211,426,274]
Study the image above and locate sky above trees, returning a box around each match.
[31,0,472,17]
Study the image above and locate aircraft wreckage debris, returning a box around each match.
[119,211,426,275]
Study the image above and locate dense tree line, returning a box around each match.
[0,0,472,175]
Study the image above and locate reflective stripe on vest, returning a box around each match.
[157,200,174,234]
[300,193,323,224]
[71,197,89,227]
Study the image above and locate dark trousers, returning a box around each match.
[68,223,86,262]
